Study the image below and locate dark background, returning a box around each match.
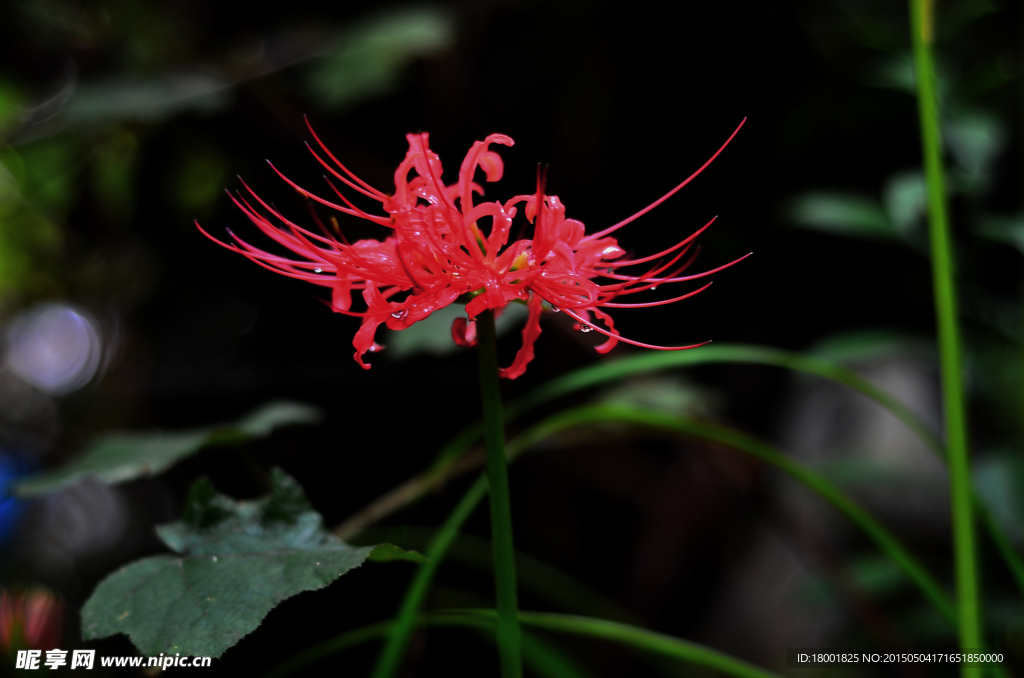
[1,0,1023,675]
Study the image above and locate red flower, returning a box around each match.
[0,587,63,652]
[198,120,748,378]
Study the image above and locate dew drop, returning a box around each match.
[650,285,658,290]
[580,325,593,333]
[551,306,560,313]
[391,310,408,319]
[314,267,323,273]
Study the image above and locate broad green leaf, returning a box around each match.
[82,470,417,658]
[786,192,895,239]
[14,401,321,497]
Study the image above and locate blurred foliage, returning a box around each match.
[307,6,455,110]
[0,0,1021,672]
[596,375,720,418]
[15,401,321,496]
[787,0,1024,452]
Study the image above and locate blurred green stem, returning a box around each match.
[908,0,981,673]
[476,310,522,678]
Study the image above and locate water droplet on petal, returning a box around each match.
[580,325,593,333]
[314,267,323,273]
[391,309,408,319]
[551,306,560,313]
[650,285,658,290]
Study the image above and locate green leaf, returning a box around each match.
[882,170,927,234]
[976,213,1024,256]
[945,110,1006,195]
[307,7,455,111]
[974,452,1024,546]
[14,401,321,497]
[806,328,930,364]
[366,543,427,564]
[596,375,719,418]
[786,192,895,239]
[67,74,231,124]
[82,470,413,658]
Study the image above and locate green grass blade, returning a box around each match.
[442,610,783,678]
[357,527,637,624]
[368,403,956,678]
[517,404,957,625]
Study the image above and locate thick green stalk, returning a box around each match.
[476,309,522,678]
[908,0,981,672]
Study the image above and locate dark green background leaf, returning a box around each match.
[15,401,321,497]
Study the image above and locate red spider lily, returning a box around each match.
[198,119,748,378]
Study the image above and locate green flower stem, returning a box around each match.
[908,0,981,673]
[264,610,785,678]
[476,309,522,678]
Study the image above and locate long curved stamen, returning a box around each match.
[601,251,750,290]
[600,282,713,308]
[606,217,716,268]
[322,175,395,227]
[306,142,384,202]
[304,115,388,200]
[560,307,712,351]
[598,238,698,291]
[267,161,392,226]
[639,252,753,284]
[587,118,746,240]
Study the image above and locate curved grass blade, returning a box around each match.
[368,404,963,678]
[405,345,1023,600]
[263,609,783,678]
